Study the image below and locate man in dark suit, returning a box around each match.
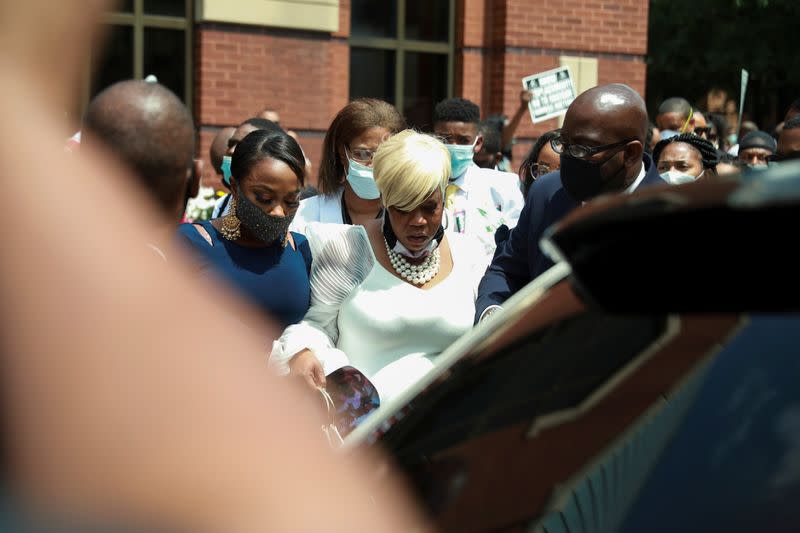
[475,83,667,323]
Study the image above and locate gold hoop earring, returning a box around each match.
[220,196,241,241]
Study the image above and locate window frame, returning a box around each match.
[83,0,192,111]
[349,0,455,117]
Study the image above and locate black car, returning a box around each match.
[346,162,800,533]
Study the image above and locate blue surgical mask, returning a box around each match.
[221,155,232,186]
[346,158,380,200]
[660,169,704,184]
[445,137,478,180]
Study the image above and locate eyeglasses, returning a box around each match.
[741,152,772,165]
[550,136,635,159]
[694,127,712,138]
[347,147,377,164]
[528,162,552,180]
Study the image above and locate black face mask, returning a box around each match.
[560,149,627,203]
[236,186,295,245]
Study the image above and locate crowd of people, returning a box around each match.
[75,74,800,416]
[168,93,527,402]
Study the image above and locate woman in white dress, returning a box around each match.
[290,98,406,233]
[271,130,488,402]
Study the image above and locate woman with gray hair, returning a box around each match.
[270,130,487,402]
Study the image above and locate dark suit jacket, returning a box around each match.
[474,153,666,323]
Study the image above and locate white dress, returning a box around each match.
[270,222,487,402]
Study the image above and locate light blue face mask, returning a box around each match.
[221,155,232,186]
[660,169,704,184]
[445,137,478,180]
[346,158,380,199]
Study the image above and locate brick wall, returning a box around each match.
[455,0,649,170]
[504,0,648,56]
[197,129,217,189]
[194,22,348,190]
[598,57,647,96]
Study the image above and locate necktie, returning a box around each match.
[445,183,460,210]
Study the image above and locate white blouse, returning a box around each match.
[270,222,487,402]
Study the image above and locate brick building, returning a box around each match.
[88,0,649,191]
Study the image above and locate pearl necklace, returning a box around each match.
[385,238,440,285]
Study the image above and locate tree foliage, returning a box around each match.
[647,0,800,127]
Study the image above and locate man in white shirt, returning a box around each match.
[433,98,524,260]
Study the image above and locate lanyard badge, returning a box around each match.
[453,209,466,233]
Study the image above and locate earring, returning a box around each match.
[220,196,241,241]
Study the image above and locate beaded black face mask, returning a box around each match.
[236,186,295,246]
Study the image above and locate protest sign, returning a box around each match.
[522,66,576,124]
[738,68,749,139]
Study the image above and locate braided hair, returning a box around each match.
[652,133,718,171]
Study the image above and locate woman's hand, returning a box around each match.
[289,349,326,390]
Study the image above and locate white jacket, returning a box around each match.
[444,164,524,258]
[289,188,345,235]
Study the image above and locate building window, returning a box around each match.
[349,0,454,130]
[88,0,192,105]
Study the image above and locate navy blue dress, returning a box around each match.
[177,220,311,328]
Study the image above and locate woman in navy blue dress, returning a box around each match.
[178,129,311,327]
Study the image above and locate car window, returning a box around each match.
[383,310,670,459]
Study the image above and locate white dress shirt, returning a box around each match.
[624,163,647,194]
